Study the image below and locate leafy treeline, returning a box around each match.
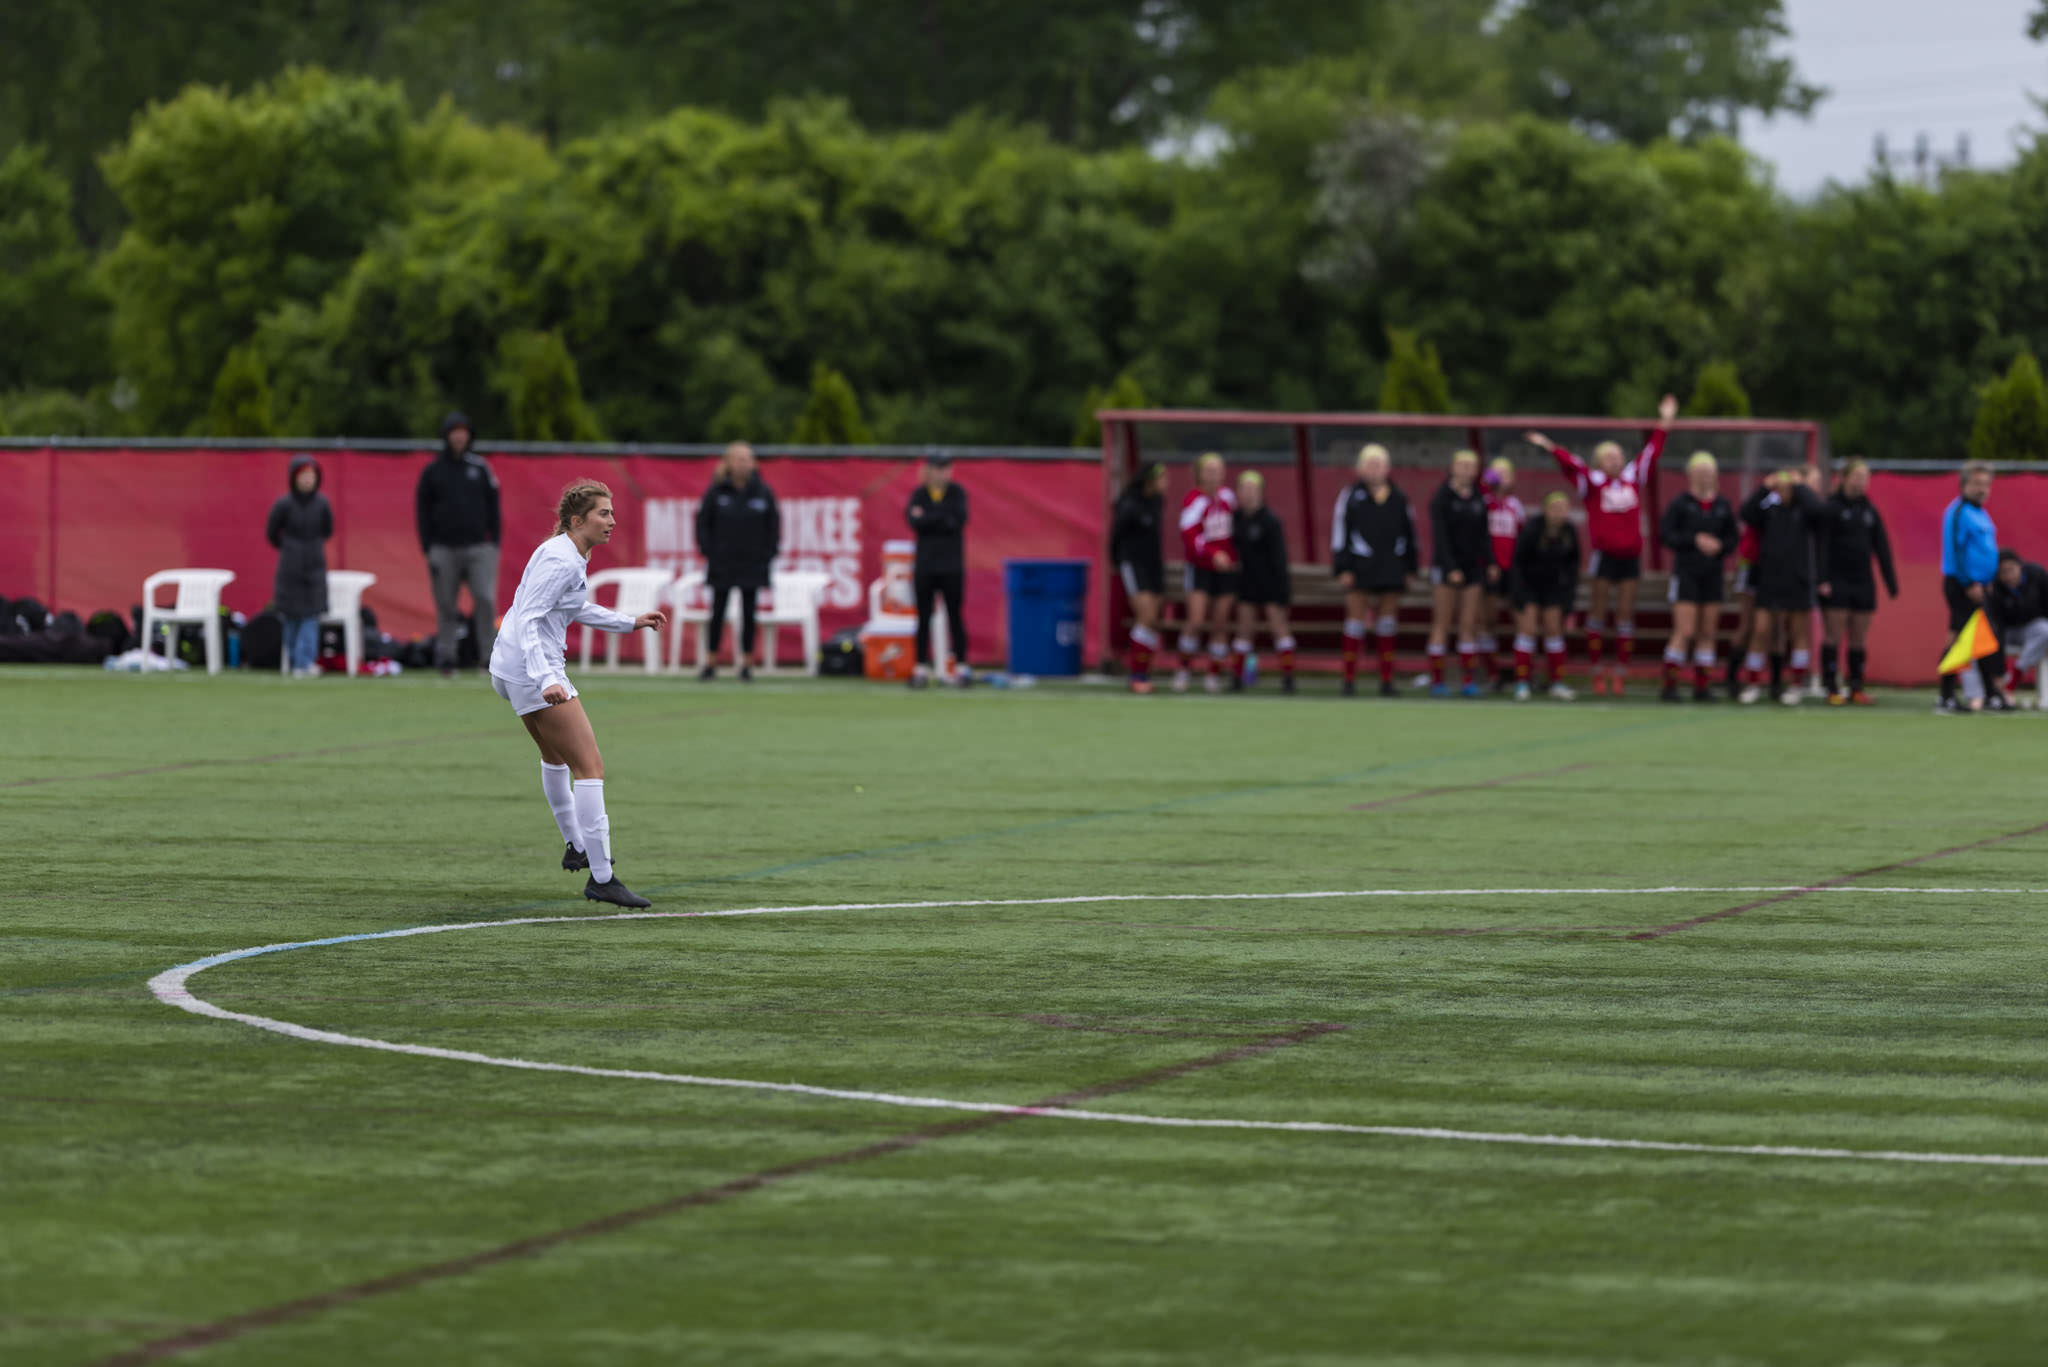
[0,2,2044,456]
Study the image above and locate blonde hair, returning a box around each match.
[1593,440,1624,462]
[1488,456,1514,478]
[1357,443,1389,470]
[1686,451,1717,475]
[1236,470,1264,489]
[1197,452,1225,474]
[1451,448,1478,468]
[555,479,613,535]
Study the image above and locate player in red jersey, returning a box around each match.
[1174,452,1239,694]
[1526,394,1677,695]
[1481,456,1525,691]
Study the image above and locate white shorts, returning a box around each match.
[491,671,578,717]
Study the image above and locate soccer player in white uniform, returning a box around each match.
[490,480,667,908]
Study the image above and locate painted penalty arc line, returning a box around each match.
[147,887,2048,1170]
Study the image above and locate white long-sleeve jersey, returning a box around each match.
[488,534,636,693]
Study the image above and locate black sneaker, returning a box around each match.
[1229,674,1245,693]
[1934,695,1964,715]
[697,665,716,682]
[1660,684,1681,703]
[739,665,753,682]
[1341,678,1357,697]
[1379,680,1397,698]
[1280,675,1296,695]
[562,843,589,872]
[585,875,652,908]
[1986,692,2014,712]
[1692,686,1717,703]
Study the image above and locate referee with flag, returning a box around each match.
[1939,461,2005,713]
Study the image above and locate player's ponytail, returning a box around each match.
[555,480,612,535]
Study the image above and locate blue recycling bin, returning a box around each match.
[1004,558,1090,677]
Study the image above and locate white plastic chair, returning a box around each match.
[140,569,236,675]
[576,567,677,673]
[761,570,831,676]
[283,570,379,677]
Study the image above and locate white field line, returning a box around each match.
[147,888,2048,1169]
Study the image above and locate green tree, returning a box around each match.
[1687,360,1752,417]
[0,144,108,393]
[1073,372,1148,447]
[1970,352,2048,464]
[1500,0,1822,143]
[1379,327,1451,412]
[490,329,603,441]
[0,388,108,437]
[205,346,278,436]
[99,69,413,433]
[789,363,875,445]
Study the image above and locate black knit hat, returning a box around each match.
[441,410,472,436]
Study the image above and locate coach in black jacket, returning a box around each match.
[906,455,969,685]
[416,411,501,673]
[695,442,780,680]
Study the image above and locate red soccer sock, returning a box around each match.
[1378,638,1397,684]
[1459,647,1478,685]
[1546,647,1566,684]
[1585,630,1605,669]
[1341,635,1361,684]
[1616,632,1635,675]
[1278,639,1297,678]
[1694,663,1714,690]
[1428,649,1447,686]
[1514,647,1534,682]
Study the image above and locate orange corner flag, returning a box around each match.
[1939,609,1999,675]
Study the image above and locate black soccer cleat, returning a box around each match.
[697,664,717,682]
[585,875,652,908]
[1341,678,1357,697]
[1379,680,1397,698]
[1659,684,1681,703]
[1280,675,1296,694]
[1692,686,1717,703]
[562,843,589,872]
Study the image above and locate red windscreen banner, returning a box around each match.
[0,447,1109,668]
[0,448,2031,686]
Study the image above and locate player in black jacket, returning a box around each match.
[906,455,969,688]
[1331,444,1418,697]
[1509,493,1580,701]
[1427,449,1491,697]
[1230,472,1296,693]
[1659,453,1740,703]
[1111,463,1168,693]
[1737,467,1825,705]
[1815,460,1899,705]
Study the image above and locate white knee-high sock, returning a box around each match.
[573,779,613,882]
[541,763,581,851]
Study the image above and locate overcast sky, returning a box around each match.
[1743,0,2043,193]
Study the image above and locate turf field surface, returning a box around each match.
[6,667,2048,1366]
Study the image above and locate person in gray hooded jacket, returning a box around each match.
[267,454,334,676]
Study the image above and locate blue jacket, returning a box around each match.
[1941,496,1998,583]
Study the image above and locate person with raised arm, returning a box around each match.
[1525,395,1677,695]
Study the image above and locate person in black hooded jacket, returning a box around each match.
[1815,459,1899,704]
[1110,462,1167,692]
[416,411,501,674]
[1736,466,1825,705]
[267,453,334,677]
[695,441,781,681]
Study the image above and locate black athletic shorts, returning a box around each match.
[1238,569,1291,607]
[1183,565,1239,598]
[1587,551,1641,582]
[1824,577,1877,613]
[1511,575,1574,612]
[1755,576,1814,614]
[1343,570,1409,595]
[1119,559,1165,597]
[1668,566,1725,605]
[1430,560,1488,589]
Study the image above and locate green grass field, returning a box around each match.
[7,667,2048,1366]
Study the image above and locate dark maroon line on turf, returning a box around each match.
[1041,916,1635,939]
[2,709,724,789]
[92,1023,1344,1367]
[1629,819,2048,941]
[1346,762,1596,812]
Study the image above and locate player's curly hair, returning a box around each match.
[554,480,613,535]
